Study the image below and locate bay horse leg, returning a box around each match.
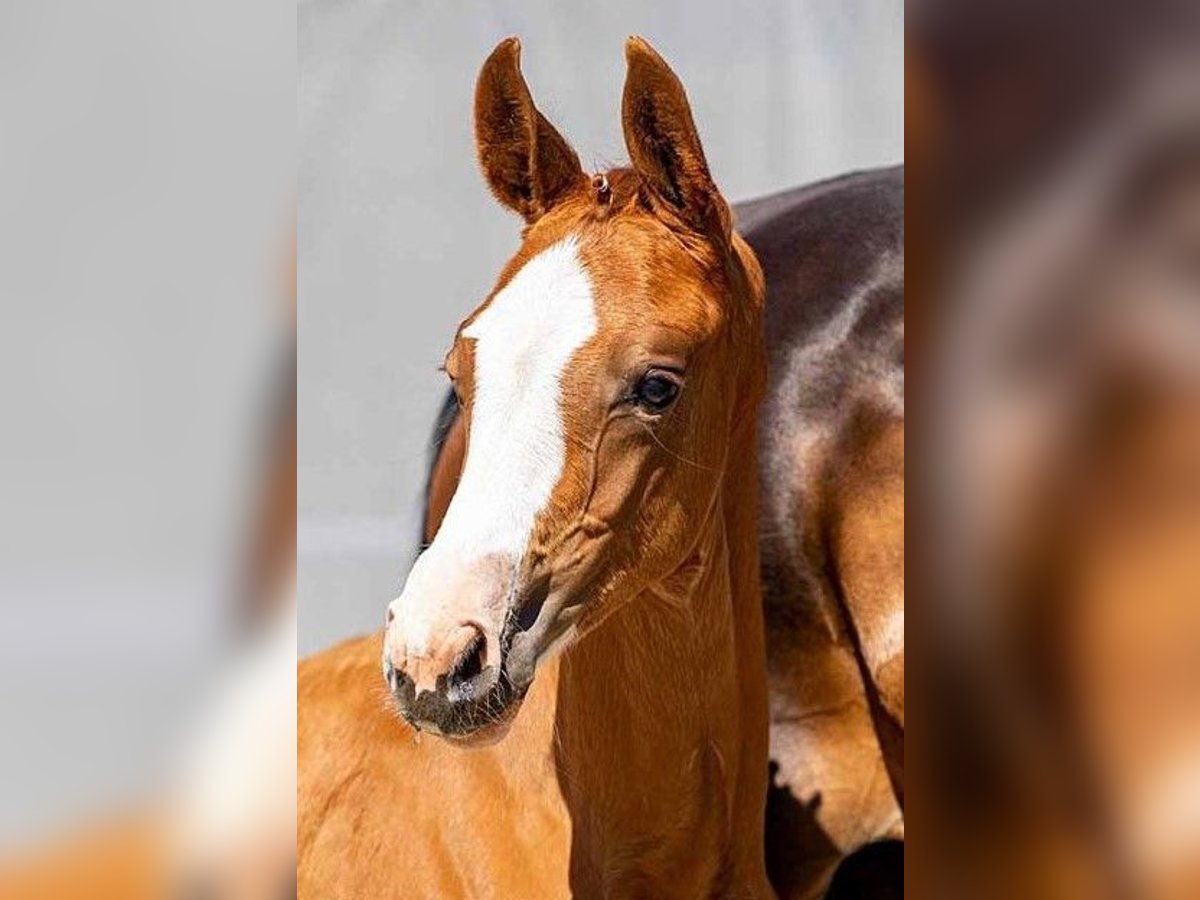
[826,410,905,802]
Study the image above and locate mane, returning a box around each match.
[419,388,460,553]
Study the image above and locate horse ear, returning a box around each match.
[621,37,731,243]
[474,38,586,223]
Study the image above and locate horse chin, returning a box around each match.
[402,676,530,748]
[439,695,524,748]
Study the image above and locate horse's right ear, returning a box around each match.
[474,38,586,223]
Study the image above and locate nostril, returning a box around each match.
[447,627,487,696]
[385,659,414,711]
[386,607,395,624]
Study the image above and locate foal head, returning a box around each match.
[384,37,765,742]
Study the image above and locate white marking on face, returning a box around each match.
[392,236,597,654]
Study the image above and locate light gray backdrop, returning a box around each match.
[298,1,903,654]
[0,0,292,846]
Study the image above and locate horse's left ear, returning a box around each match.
[622,37,731,244]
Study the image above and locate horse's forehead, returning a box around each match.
[463,236,598,369]
[462,217,712,369]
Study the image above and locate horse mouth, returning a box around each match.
[437,694,526,747]
[388,660,530,745]
[383,588,562,744]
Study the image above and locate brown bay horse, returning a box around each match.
[299,38,903,899]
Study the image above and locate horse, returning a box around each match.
[421,106,905,900]
[298,38,904,898]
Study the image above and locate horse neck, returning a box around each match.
[531,404,769,881]
[550,253,769,763]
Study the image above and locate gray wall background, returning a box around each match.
[298,1,903,654]
[0,0,292,846]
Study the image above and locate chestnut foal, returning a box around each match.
[422,124,906,900]
[299,39,773,897]
[425,175,907,899]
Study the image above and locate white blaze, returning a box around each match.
[393,237,597,652]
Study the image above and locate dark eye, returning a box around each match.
[633,371,681,412]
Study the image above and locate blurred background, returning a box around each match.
[0,0,294,883]
[297,1,904,654]
[911,2,1200,896]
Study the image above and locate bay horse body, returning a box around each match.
[745,168,904,895]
